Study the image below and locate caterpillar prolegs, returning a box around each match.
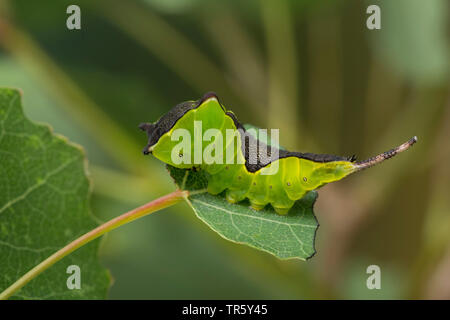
[139,92,417,215]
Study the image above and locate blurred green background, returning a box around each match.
[0,0,449,299]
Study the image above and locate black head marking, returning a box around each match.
[140,94,219,156]
[199,91,219,105]
[139,100,196,155]
[139,123,155,155]
[139,122,154,133]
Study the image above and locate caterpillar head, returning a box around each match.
[138,122,157,155]
[139,92,220,156]
[138,102,197,155]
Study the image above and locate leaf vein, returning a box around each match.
[0,157,78,215]
[191,198,315,228]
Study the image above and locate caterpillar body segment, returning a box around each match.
[140,92,417,214]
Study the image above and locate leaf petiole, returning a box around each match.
[0,189,188,300]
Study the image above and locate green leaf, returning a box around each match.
[167,165,318,260]
[0,88,110,299]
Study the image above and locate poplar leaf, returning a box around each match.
[167,163,318,260]
[0,88,110,299]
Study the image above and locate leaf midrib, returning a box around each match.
[191,198,316,228]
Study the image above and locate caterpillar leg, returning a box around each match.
[272,206,290,215]
[226,189,246,204]
[226,189,267,210]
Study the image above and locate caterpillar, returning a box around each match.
[140,92,417,215]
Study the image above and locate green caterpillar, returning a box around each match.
[140,92,417,215]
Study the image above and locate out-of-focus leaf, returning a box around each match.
[243,123,286,150]
[141,0,201,14]
[369,0,450,84]
[0,88,110,299]
[167,165,318,260]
